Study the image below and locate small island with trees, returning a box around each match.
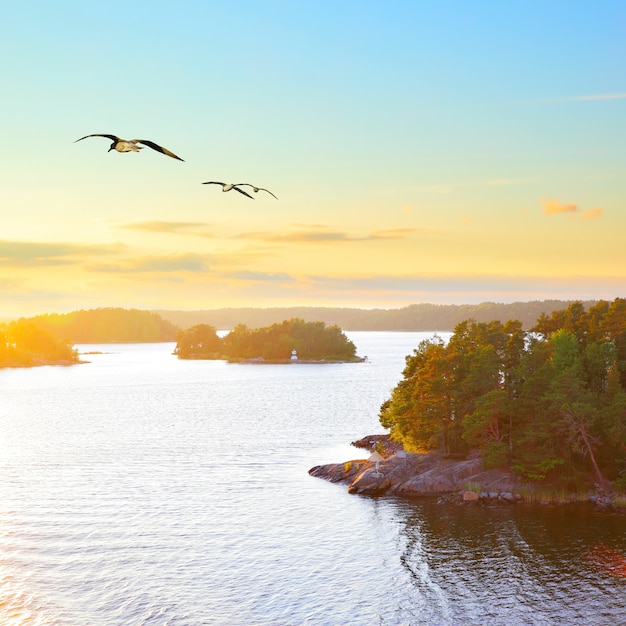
[0,318,80,367]
[174,318,363,363]
[310,298,626,509]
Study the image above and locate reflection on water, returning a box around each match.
[390,499,626,624]
[1,335,626,625]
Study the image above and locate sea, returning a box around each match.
[0,331,625,625]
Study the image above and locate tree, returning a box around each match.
[462,389,510,466]
[174,324,221,359]
[380,336,453,452]
[0,320,78,367]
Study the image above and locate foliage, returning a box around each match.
[156,300,594,333]
[175,318,358,362]
[380,299,626,486]
[26,308,179,343]
[0,319,79,367]
[174,324,221,359]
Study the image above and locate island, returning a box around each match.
[174,318,364,363]
[0,318,80,368]
[310,299,626,511]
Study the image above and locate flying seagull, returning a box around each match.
[74,134,184,161]
[202,181,278,199]
[202,182,255,199]
[236,184,278,200]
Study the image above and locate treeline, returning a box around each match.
[155,300,590,332]
[175,318,359,362]
[27,308,178,343]
[0,319,79,367]
[379,299,626,490]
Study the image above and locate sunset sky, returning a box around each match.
[1,1,625,319]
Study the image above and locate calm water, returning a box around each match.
[1,332,625,625]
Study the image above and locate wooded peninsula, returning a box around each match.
[379,298,626,493]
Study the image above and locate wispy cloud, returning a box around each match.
[0,240,123,267]
[223,271,296,283]
[87,253,211,274]
[582,207,603,220]
[238,230,356,243]
[541,197,578,215]
[525,93,626,105]
[540,197,603,220]
[118,221,215,237]
[549,93,626,102]
[235,227,420,243]
[370,228,417,239]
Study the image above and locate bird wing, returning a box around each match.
[258,187,278,200]
[233,186,254,199]
[202,182,225,186]
[236,184,278,199]
[135,139,184,161]
[74,134,119,143]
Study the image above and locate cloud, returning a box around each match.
[235,227,419,243]
[118,221,215,237]
[541,197,578,215]
[239,230,356,243]
[87,253,210,273]
[524,93,626,105]
[370,228,418,239]
[0,240,123,267]
[540,198,604,220]
[551,93,626,102]
[223,271,296,283]
[582,207,603,220]
[300,273,626,304]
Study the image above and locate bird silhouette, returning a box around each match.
[74,134,184,161]
[202,182,255,199]
[236,184,278,199]
[202,182,278,199]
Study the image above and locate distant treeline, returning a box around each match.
[0,319,79,367]
[175,318,359,362]
[155,300,594,332]
[26,308,178,343]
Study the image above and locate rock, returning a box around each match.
[347,469,391,495]
[310,446,525,500]
[308,460,366,484]
[351,434,402,455]
[500,492,520,503]
[463,491,479,502]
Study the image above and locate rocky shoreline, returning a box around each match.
[309,434,620,510]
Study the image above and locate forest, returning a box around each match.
[379,299,626,491]
[175,318,359,362]
[0,318,79,367]
[26,308,178,343]
[156,300,590,331]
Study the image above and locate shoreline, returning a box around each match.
[0,358,85,369]
[309,434,622,512]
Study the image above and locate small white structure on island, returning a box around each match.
[369,450,384,475]
[291,349,298,361]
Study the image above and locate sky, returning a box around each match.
[1,1,625,319]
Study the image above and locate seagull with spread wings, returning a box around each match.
[236,184,278,199]
[202,181,277,199]
[74,134,184,161]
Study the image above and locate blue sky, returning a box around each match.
[1,1,625,318]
